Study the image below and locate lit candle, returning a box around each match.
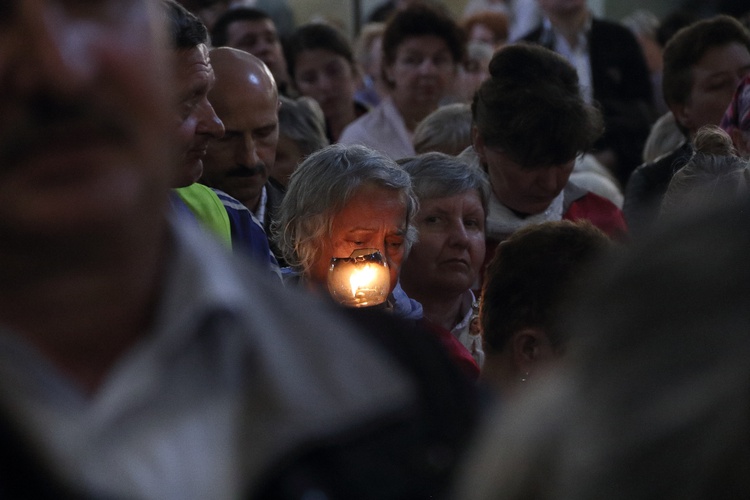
[328,249,390,307]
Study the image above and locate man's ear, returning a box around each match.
[510,327,553,379]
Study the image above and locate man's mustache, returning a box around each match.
[0,95,132,168]
[226,163,266,177]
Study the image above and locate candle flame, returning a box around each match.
[350,264,378,296]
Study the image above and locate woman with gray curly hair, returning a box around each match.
[274,143,422,318]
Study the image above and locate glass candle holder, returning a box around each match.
[327,248,390,308]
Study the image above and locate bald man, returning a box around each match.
[165,1,279,274]
[201,48,284,240]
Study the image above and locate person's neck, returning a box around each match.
[410,289,464,331]
[391,93,436,132]
[0,221,169,394]
[244,192,262,215]
[547,8,589,48]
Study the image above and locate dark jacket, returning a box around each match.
[623,142,693,237]
[250,305,480,500]
[264,178,287,267]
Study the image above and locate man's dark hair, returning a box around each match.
[472,43,603,168]
[163,0,208,49]
[662,15,750,109]
[481,221,611,354]
[211,7,272,47]
[381,3,465,88]
[287,23,356,81]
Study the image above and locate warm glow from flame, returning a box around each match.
[349,264,377,296]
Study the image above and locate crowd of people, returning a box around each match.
[2,0,750,498]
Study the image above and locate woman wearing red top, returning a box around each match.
[465,43,626,261]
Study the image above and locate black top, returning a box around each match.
[623,142,693,237]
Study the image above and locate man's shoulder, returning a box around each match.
[206,187,278,269]
[173,184,232,246]
[212,187,250,213]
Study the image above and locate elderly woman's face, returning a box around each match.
[386,35,456,109]
[309,184,408,294]
[400,190,485,297]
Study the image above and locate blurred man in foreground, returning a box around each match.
[0,1,475,498]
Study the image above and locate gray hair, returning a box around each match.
[278,95,329,157]
[661,127,750,218]
[399,152,490,214]
[413,103,473,156]
[274,144,418,275]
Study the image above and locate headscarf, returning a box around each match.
[720,75,750,134]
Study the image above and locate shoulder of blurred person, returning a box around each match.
[455,194,750,500]
[0,213,478,498]
[0,0,479,497]
[251,290,481,499]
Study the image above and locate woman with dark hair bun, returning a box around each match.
[463,43,627,257]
